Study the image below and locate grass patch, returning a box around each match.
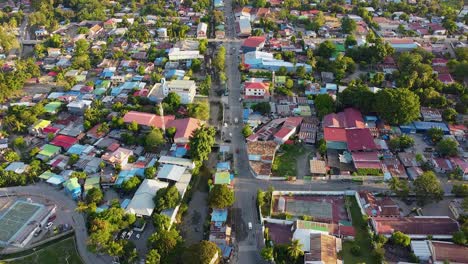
[272,144,305,177]
[342,197,379,264]
[9,237,82,264]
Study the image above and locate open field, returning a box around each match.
[272,144,305,177]
[9,237,82,264]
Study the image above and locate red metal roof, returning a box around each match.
[167,118,201,141]
[323,108,365,129]
[51,135,78,150]
[274,127,293,139]
[244,82,269,90]
[324,127,347,142]
[242,36,266,48]
[123,111,175,128]
[372,217,459,236]
[346,128,377,151]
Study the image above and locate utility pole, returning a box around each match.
[159,102,165,133]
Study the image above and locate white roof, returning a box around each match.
[292,228,327,252]
[126,179,169,216]
[158,156,195,169]
[157,164,186,182]
[168,48,203,61]
[411,240,431,261]
[175,173,192,197]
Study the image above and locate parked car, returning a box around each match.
[46,222,53,229]
[34,229,42,237]
[135,233,141,240]
[121,231,127,240]
[126,230,133,239]
[248,222,252,230]
[48,215,56,222]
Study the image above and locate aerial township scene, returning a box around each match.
[0,0,466,263]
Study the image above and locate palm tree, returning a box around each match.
[287,239,304,260]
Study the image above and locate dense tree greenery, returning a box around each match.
[388,135,415,151]
[152,214,171,231]
[87,203,136,256]
[86,187,104,205]
[413,171,444,205]
[145,249,161,264]
[145,129,165,151]
[182,241,221,264]
[122,176,141,193]
[208,184,235,209]
[252,102,271,115]
[436,138,459,157]
[154,185,180,212]
[427,127,444,143]
[314,94,335,119]
[4,103,45,133]
[0,58,40,102]
[391,231,410,247]
[242,125,253,138]
[213,46,226,72]
[341,16,357,33]
[374,88,420,125]
[188,101,210,120]
[338,82,375,113]
[316,40,336,59]
[162,92,181,114]
[147,229,182,262]
[189,126,216,167]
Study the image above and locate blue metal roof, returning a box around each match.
[211,209,228,222]
[413,121,449,132]
[216,162,231,171]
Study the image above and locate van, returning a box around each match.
[248,222,252,230]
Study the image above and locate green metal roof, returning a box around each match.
[38,144,61,157]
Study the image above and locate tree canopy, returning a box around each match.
[183,241,221,264]
[413,171,444,205]
[208,184,235,209]
[314,94,336,119]
[374,88,420,125]
[436,138,459,157]
[145,129,165,150]
[122,176,141,193]
[252,102,271,115]
[189,126,216,165]
[154,185,181,212]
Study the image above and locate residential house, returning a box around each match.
[67,100,92,114]
[243,81,270,101]
[241,36,266,53]
[371,216,459,239]
[64,177,81,200]
[352,152,382,172]
[359,191,401,217]
[166,118,201,144]
[273,117,303,144]
[161,79,197,104]
[123,111,175,129]
[126,179,169,217]
[50,135,79,151]
[238,16,252,36]
[387,39,419,52]
[197,23,208,39]
[102,147,133,167]
[5,162,29,174]
[450,158,468,180]
[304,233,342,264]
[36,144,61,161]
[309,159,327,176]
[29,119,51,135]
[243,51,312,72]
[420,107,442,122]
[247,141,278,177]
